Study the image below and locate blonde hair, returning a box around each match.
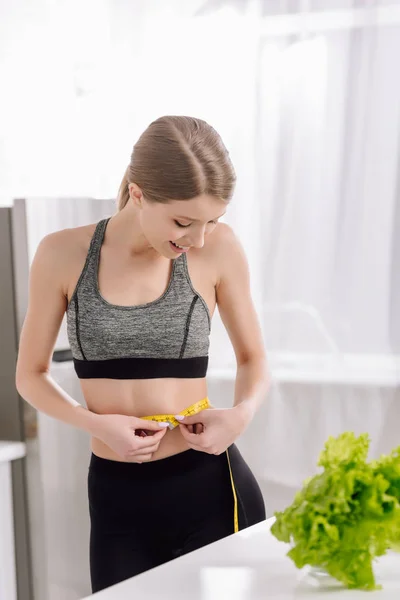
[117,116,236,211]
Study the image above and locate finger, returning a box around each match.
[174,416,197,426]
[135,429,148,437]
[150,428,168,439]
[135,418,170,431]
[174,411,209,425]
[137,435,165,451]
[178,425,213,451]
[187,424,203,434]
[178,424,206,445]
[137,429,156,437]
[130,441,160,455]
[137,428,166,437]
[181,422,204,435]
[177,423,192,441]
[135,429,167,448]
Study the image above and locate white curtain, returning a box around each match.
[258,22,400,358]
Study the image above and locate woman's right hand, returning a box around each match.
[91,413,169,462]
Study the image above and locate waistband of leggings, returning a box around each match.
[89,444,237,481]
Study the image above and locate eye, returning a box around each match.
[174,220,191,228]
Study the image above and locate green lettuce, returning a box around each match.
[271,432,400,590]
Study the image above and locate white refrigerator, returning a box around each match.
[2,197,116,600]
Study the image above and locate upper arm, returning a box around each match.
[214,224,266,365]
[15,232,69,384]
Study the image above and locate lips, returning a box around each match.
[169,241,190,253]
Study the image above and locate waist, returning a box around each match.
[89,443,237,479]
[83,379,209,462]
[91,427,192,462]
[82,377,208,415]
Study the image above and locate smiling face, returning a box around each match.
[131,188,227,258]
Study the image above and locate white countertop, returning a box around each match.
[208,353,400,386]
[0,442,26,463]
[80,518,400,599]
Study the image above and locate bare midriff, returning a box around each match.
[82,376,209,462]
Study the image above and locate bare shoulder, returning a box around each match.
[35,223,97,300]
[204,223,264,365]
[16,222,98,379]
[202,222,248,285]
[205,222,243,255]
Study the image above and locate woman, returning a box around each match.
[16,115,269,593]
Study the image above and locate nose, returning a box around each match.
[189,228,205,249]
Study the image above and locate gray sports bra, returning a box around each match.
[66,217,211,379]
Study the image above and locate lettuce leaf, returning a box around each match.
[271,432,400,590]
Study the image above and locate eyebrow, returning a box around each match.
[175,212,226,222]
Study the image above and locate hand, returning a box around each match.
[91,413,169,462]
[175,405,251,455]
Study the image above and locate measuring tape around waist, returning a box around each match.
[141,397,239,533]
[141,397,211,430]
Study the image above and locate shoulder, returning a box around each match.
[36,222,97,262]
[33,223,98,296]
[202,222,249,286]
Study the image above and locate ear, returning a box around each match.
[128,183,143,208]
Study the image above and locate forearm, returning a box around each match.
[16,372,100,435]
[233,356,270,422]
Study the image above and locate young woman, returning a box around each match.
[16,115,269,593]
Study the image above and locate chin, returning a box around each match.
[157,242,177,259]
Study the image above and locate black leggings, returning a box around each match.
[88,444,266,593]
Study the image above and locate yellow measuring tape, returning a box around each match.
[141,397,239,533]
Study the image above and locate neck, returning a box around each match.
[107,202,157,257]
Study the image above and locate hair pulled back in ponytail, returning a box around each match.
[116,116,236,211]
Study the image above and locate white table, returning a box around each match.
[81,517,400,599]
[0,441,26,600]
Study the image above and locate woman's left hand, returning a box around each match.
[175,405,252,455]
